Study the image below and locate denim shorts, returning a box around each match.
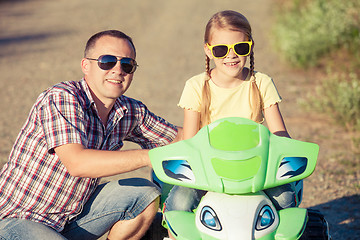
[0,178,160,240]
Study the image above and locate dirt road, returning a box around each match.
[0,0,358,239]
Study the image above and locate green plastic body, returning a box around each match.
[150,117,319,194]
[149,117,319,239]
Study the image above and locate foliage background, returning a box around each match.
[273,0,360,138]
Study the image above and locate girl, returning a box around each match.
[164,10,300,239]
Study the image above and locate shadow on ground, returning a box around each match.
[0,0,28,3]
[310,194,360,239]
[0,31,71,57]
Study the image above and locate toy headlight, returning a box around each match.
[256,205,275,231]
[200,206,222,231]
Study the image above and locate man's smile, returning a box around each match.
[106,79,124,84]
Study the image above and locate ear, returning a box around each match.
[81,58,90,75]
[204,43,213,59]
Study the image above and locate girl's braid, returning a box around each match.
[200,56,211,127]
[205,55,211,77]
[248,46,264,123]
[249,50,255,77]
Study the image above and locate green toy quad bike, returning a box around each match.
[149,117,330,240]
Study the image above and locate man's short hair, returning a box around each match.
[84,30,136,58]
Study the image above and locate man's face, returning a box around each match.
[81,36,136,106]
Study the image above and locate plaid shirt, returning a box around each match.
[0,79,177,231]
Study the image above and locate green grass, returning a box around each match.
[273,0,360,137]
[273,0,360,67]
[303,70,360,149]
[311,71,360,131]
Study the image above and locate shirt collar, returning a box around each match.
[114,95,128,116]
[80,78,95,110]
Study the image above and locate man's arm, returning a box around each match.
[54,144,151,178]
[55,126,183,178]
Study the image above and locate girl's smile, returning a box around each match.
[224,60,240,67]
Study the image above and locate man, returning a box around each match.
[0,30,182,239]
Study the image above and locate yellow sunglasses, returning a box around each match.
[207,41,253,59]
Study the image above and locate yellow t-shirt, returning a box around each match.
[178,71,282,123]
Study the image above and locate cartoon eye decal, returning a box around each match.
[276,157,308,180]
[162,160,195,183]
[200,206,222,231]
[255,205,275,231]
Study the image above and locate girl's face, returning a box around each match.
[205,28,250,81]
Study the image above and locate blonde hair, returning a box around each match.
[201,10,263,127]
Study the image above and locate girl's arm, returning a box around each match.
[183,109,201,139]
[263,103,291,138]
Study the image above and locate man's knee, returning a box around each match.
[138,196,160,221]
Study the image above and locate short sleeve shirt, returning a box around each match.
[178,71,282,123]
[0,79,177,231]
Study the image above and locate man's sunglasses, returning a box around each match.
[207,41,253,59]
[86,55,138,74]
